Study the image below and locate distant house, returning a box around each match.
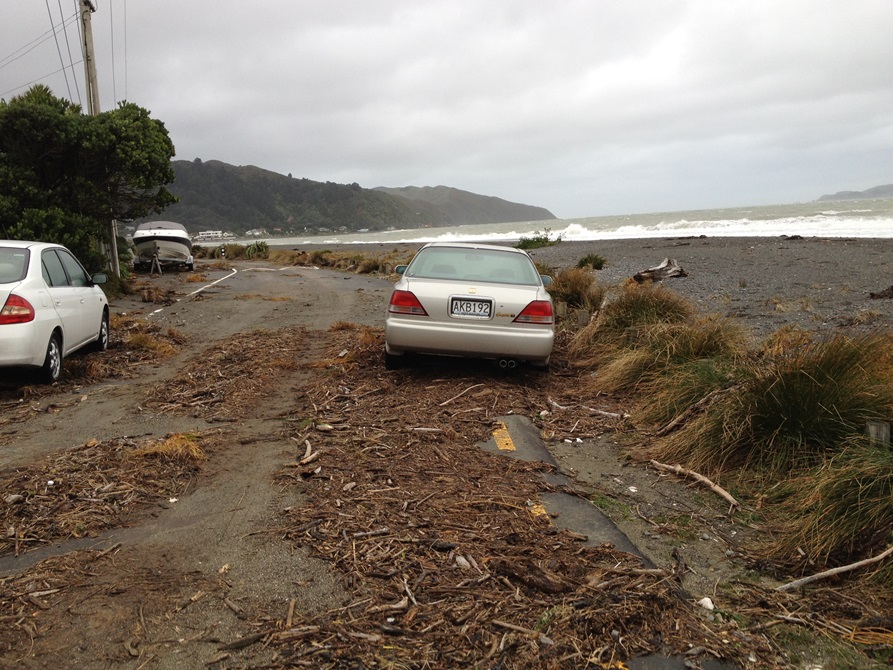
[245,228,268,237]
[194,230,223,241]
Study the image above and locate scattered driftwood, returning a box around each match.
[633,258,688,283]
[869,285,893,299]
[776,544,893,592]
[649,460,740,511]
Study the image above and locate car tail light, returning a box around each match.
[513,300,554,325]
[388,290,428,316]
[0,294,36,324]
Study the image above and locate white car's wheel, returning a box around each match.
[93,311,110,352]
[40,333,63,383]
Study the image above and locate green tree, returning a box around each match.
[0,85,176,271]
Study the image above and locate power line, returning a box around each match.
[45,0,74,101]
[0,62,83,100]
[58,0,82,107]
[0,12,78,70]
[0,10,82,103]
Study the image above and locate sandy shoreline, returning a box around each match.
[273,235,893,338]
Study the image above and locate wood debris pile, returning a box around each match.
[143,327,311,420]
[264,326,776,668]
[0,434,210,557]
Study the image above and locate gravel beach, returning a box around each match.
[281,235,893,338]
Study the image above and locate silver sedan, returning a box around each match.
[384,242,554,369]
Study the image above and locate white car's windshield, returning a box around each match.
[406,247,540,285]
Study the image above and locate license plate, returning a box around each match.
[450,297,492,319]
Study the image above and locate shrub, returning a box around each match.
[515,228,562,250]
[547,267,606,311]
[652,331,893,476]
[587,317,746,394]
[568,283,695,366]
[245,241,269,259]
[576,253,607,270]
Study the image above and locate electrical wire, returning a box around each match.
[109,0,116,102]
[44,0,74,101]
[0,10,81,101]
[58,0,83,106]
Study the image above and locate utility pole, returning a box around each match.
[80,0,121,276]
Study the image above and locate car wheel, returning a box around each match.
[40,333,63,383]
[384,351,404,370]
[93,311,110,352]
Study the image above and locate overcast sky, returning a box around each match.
[2,1,892,219]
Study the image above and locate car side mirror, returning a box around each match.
[540,275,553,286]
[92,273,109,285]
[395,265,407,275]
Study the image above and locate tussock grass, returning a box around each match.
[652,331,893,476]
[568,282,695,366]
[547,267,606,311]
[576,253,607,270]
[636,358,732,426]
[584,316,746,394]
[767,442,893,570]
[130,433,206,462]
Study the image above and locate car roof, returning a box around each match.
[418,241,529,255]
[0,240,61,251]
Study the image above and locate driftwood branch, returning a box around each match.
[655,386,737,436]
[633,258,687,283]
[649,460,739,510]
[776,544,893,592]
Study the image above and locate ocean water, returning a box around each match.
[256,197,893,246]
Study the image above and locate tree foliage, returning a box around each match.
[0,85,176,271]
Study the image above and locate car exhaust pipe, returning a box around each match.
[498,358,517,369]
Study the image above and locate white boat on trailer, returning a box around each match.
[133,221,194,271]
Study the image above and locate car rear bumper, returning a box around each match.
[0,324,46,368]
[385,318,553,362]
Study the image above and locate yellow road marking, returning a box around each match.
[492,421,515,451]
[528,502,549,519]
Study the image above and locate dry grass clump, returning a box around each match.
[576,252,607,270]
[765,442,893,570]
[652,331,893,476]
[184,273,208,283]
[560,276,893,583]
[122,333,178,357]
[129,433,206,462]
[588,316,747,394]
[568,282,696,365]
[547,267,606,312]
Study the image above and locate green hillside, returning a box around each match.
[137,160,556,236]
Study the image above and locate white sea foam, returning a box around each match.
[251,198,893,246]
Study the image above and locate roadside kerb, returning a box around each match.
[478,414,650,563]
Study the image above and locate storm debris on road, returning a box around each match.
[143,327,310,419]
[264,324,775,668]
[0,433,212,557]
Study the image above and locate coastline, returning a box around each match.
[271,235,893,338]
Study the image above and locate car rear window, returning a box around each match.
[406,248,540,285]
[0,248,28,283]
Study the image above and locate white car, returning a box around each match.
[385,242,554,369]
[0,240,110,383]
